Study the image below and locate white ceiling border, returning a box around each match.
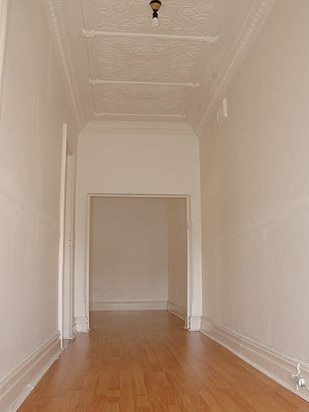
[43,0,84,131]
[196,0,277,136]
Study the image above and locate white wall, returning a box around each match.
[75,121,202,330]
[0,1,78,408]
[200,0,309,396]
[89,197,168,310]
[167,198,187,319]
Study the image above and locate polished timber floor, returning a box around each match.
[19,311,309,411]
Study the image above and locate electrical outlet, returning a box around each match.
[291,364,307,391]
[297,377,306,388]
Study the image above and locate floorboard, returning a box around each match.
[18,311,309,411]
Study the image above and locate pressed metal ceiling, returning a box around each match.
[43,0,276,133]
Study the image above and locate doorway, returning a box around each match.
[85,194,192,328]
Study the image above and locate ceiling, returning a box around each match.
[43,0,275,133]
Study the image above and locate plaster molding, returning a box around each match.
[81,29,219,44]
[201,318,309,402]
[84,120,192,128]
[93,111,186,119]
[93,82,185,118]
[89,79,200,89]
[91,37,203,84]
[90,300,167,312]
[43,0,84,130]
[81,121,194,135]
[196,0,277,135]
[81,0,216,36]
[0,334,61,412]
[43,0,276,132]
[76,0,220,127]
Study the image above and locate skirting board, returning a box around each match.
[0,334,62,412]
[167,302,186,321]
[90,300,167,312]
[201,318,309,402]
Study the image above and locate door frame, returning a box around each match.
[84,193,193,329]
[58,124,76,342]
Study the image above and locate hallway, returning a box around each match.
[18,312,308,411]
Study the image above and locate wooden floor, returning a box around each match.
[19,311,309,411]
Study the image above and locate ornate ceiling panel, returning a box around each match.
[82,0,217,36]
[43,0,276,132]
[88,38,205,82]
[93,83,184,116]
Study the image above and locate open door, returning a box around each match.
[58,124,76,342]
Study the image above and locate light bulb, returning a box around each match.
[152,16,159,27]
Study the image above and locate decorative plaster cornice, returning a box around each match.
[43,0,276,132]
[43,0,84,131]
[93,111,186,119]
[89,79,200,88]
[196,0,277,135]
[85,120,193,131]
[81,29,219,44]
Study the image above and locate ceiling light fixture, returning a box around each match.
[149,0,161,27]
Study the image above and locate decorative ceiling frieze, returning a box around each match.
[43,0,86,130]
[43,0,277,131]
